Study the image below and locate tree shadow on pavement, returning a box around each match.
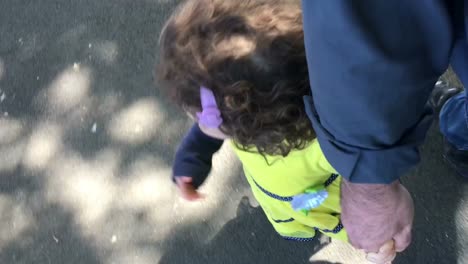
[0,205,101,264]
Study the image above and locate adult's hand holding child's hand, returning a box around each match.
[341,180,414,255]
[366,240,397,264]
[176,176,204,201]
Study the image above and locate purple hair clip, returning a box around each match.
[196,86,223,128]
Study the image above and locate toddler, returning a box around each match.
[158,1,395,263]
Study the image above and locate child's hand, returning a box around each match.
[366,240,396,264]
[175,176,204,201]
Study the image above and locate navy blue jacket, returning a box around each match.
[301,0,461,183]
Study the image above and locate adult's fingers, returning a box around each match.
[393,225,412,252]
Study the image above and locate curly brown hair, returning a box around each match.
[157,0,314,156]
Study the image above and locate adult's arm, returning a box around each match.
[301,0,454,253]
[301,0,453,183]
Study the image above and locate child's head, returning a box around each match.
[158,0,314,156]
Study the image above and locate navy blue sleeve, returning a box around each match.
[301,1,454,183]
[173,124,224,188]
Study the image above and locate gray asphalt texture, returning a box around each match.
[0,1,466,264]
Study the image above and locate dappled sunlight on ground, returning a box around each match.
[0,194,35,250]
[23,122,63,171]
[122,157,172,208]
[0,0,222,263]
[0,118,24,145]
[204,144,251,212]
[45,148,120,230]
[0,117,26,173]
[39,138,245,263]
[0,138,25,173]
[32,76,245,262]
[108,98,166,145]
[46,64,92,114]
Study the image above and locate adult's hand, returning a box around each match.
[341,179,414,253]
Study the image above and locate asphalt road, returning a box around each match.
[0,1,466,264]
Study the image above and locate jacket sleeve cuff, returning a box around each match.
[304,96,433,183]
